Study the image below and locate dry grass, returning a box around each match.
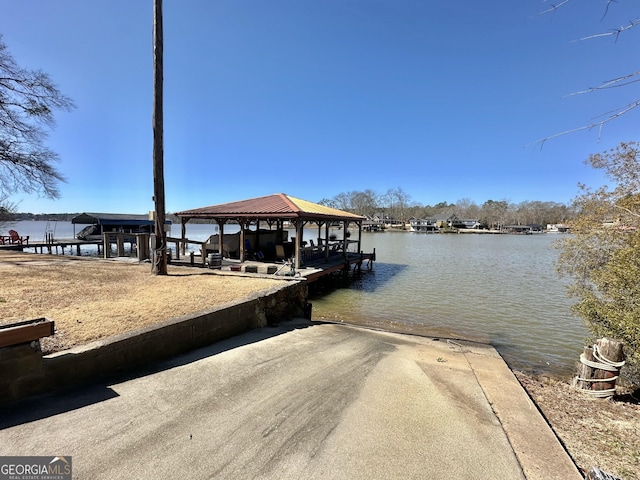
[0,251,282,352]
[515,372,640,480]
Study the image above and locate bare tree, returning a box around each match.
[389,187,411,224]
[332,192,351,211]
[454,198,481,220]
[317,197,339,209]
[0,35,74,200]
[350,190,378,218]
[422,201,455,219]
[536,1,640,144]
[480,199,509,229]
[0,192,16,225]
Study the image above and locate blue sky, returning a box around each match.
[1,0,639,214]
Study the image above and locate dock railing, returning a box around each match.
[299,239,360,266]
[166,236,208,265]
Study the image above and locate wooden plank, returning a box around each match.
[0,318,54,348]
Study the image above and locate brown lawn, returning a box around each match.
[0,250,282,352]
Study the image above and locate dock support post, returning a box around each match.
[136,234,151,261]
[103,233,111,258]
[181,219,187,256]
[116,234,125,256]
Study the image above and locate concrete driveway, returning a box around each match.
[0,319,581,479]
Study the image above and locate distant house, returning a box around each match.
[409,218,438,232]
[449,214,481,229]
[363,220,385,232]
[546,224,570,233]
[502,225,533,234]
[410,214,481,232]
[370,212,403,228]
[601,218,636,232]
[432,214,452,228]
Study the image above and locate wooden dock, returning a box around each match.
[1,234,375,284]
[0,233,138,257]
[169,250,376,283]
[164,235,376,283]
[0,238,101,255]
[302,250,376,282]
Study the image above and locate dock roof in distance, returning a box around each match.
[175,193,365,223]
[72,213,171,226]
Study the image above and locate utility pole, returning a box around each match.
[152,0,167,275]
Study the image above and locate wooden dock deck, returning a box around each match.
[0,234,137,257]
[170,250,375,283]
[0,238,104,255]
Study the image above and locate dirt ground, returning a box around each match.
[1,250,638,479]
[515,372,639,480]
[0,251,283,352]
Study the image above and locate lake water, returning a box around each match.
[309,231,587,378]
[5,220,587,377]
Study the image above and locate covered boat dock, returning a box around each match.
[0,213,172,257]
[174,193,375,279]
[72,213,171,240]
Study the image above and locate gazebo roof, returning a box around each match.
[175,193,365,223]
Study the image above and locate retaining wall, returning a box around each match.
[0,281,308,405]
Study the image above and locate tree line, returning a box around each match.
[318,188,575,228]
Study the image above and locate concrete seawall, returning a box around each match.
[1,281,308,405]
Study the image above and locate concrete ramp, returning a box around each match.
[0,320,581,479]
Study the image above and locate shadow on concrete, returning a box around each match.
[0,318,317,430]
[0,383,121,429]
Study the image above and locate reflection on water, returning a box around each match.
[310,231,588,378]
[9,222,587,377]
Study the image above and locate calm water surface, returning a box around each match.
[310,231,588,378]
[7,221,587,377]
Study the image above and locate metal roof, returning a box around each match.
[175,193,365,222]
[72,213,171,226]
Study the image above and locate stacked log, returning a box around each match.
[575,338,625,398]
